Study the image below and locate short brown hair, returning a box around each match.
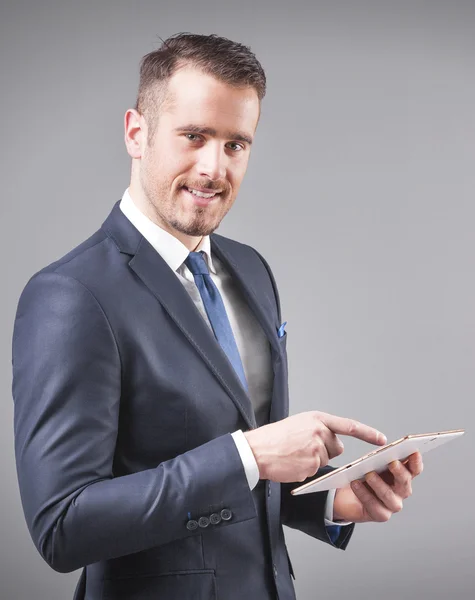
[135,32,266,138]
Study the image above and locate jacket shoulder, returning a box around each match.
[37,229,108,276]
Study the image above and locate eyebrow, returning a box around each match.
[174,125,253,145]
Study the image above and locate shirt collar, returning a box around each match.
[119,188,217,274]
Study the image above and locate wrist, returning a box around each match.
[332,488,343,521]
[332,488,354,522]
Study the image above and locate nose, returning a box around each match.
[195,142,227,182]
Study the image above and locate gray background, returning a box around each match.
[1,1,474,598]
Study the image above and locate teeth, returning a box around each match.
[187,187,217,199]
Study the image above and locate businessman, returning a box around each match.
[12,33,423,599]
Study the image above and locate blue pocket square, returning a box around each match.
[277,321,287,338]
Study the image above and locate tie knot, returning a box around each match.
[185,251,209,275]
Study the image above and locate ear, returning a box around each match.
[124,109,147,159]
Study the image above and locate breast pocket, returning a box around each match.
[102,570,217,600]
[278,330,287,354]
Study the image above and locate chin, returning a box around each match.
[170,219,218,238]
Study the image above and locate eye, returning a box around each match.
[226,142,244,152]
[185,133,203,142]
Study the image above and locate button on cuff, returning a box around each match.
[198,516,210,528]
[186,520,199,531]
[220,508,232,521]
[210,512,222,525]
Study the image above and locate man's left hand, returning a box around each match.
[333,451,424,523]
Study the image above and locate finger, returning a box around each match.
[350,480,393,522]
[321,430,345,459]
[406,452,424,477]
[314,437,330,470]
[305,442,328,480]
[365,471,404,512]
[318,412,387,446]
[388,461,413,498]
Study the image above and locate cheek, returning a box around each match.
[170,157,197,185]
[145,140,188,178]
[167,139,194,168]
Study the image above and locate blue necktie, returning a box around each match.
[185,251,248,391]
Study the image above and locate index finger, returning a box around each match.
[319,413,387,446]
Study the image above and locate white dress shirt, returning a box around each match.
[120,188,346,526]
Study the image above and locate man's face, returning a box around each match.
[137,67,260,238]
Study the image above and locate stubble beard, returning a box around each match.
[168,208,220,237]
[141,171,233,237]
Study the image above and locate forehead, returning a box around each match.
[160,67,260,134]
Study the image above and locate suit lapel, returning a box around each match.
[102,202,258,429]
[210,236,282,359]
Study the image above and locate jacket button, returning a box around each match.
[186,519,198,531]
[198,516,210,528]
[210,512,222,525]
[273,564,278,578]
[220,509,232,521]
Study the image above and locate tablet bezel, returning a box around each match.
[290,428,464,496]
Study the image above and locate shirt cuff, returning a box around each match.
[231,430,260,490]
[324,489,353,526]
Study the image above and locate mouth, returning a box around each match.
[182,186,222,207]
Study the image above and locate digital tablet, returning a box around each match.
[291,429,465,496]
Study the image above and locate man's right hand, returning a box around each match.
[244,411,387,483]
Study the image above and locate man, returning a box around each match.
[12,33,423,599]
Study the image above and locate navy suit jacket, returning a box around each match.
[12,201,354,600]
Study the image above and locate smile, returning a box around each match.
[182,186,221,207]
[184,186,222,199]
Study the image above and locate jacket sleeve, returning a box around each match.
[12,271,256,573]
